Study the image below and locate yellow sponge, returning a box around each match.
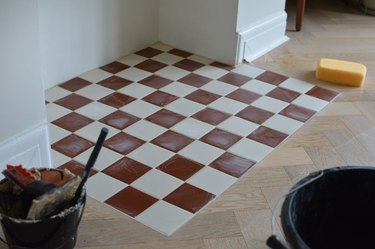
[316,58,366,87]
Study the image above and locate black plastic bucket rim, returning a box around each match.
[267,165,375,249]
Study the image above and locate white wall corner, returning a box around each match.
[236,11,289,64]
[0,121,52,171]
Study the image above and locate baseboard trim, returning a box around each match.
[0,121,52,171]
[236,11,289,64]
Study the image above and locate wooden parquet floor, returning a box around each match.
[48,1,375,248]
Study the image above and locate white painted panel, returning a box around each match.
[159,0,239,65]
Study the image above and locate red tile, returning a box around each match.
[306,86,339,101]
[210,61,234,71]
[99,110,140,130]
[142,91,178,107]
[138,75,173,89]
[178,73,212,87]
[173,59,204,72]
[100,61,129,74]
[192,108,230,125]
[226,89,261,104]
[266,87,300,102]
[59,77,91,92]
[218,73,251,86]
[236,106,273,124]
[98,92,135,108]
[247,126,288,148]
[163,183,215,213]
[105,186,158,217]
[104,132,144,155]
[151,131,194,152]
[168,48,192,58]
[146,109,186,128]
[52,112,93,132]
[52,134,94,158]
[135,47,163,58]
[103,157,151,184]
[54,93,93,110]
[58,160,97,177]
[255,71,288,85]
[157,155,204,181]
[279,104,316,122]
[210,152,255,178]
[134,59,167,73]
[185,90,220,105]
[200,128,241,150]
[97,76,133,90]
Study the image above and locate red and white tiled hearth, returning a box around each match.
[45,43,338,235]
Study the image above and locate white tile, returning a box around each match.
[75,84,114,100]
[160,82,197,97]
[150,42,174,52]
[201,80,238,96]
[292,94,329,111]
[127,143,174,168]
[279,78,314,93]
[75,102,117,121]
[263,114,304,135]
[79,68,112,83]
[74,147,123,171]
[188,167,236,195]
[120,100,161,119]
[228,138,273,162]
[45,86,71,102]
[194,65,228,79]
[124,120,167,142]
[116,67,152,82]
[217,116,259,137]
[46,103,71,122]
[117,54,147,66]
[50,150,71,168]
[208,97,248,115]
[118,83,156,99]
[48,123,71,144]
[86,173,127,202]
[132,170,183,199]
[74,121,118,142]
[136,201,193,236]
[240,79,276,95]
[231,64,265,78]
[165,98,205,116]
[155,66,190,80]
[179,141,224,165]
[251,96,289,113]
[152,53,183,65]
[188,54,214,65]
[171,118,214,139]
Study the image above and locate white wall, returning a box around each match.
[237,0,286,31]
[39,0,159,90]
[159,0,239,65]
[0,0,51,168]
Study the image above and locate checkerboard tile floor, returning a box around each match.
[46,43,338,235]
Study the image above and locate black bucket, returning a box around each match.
[267,166,375,249]
[0,182,86,249]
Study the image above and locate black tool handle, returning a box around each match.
[74,128,108,200]
[266,235,290,249]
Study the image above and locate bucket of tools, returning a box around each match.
[0,167,86,249]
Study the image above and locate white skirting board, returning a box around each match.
[236,11,289,64]
[0,121,52,172]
